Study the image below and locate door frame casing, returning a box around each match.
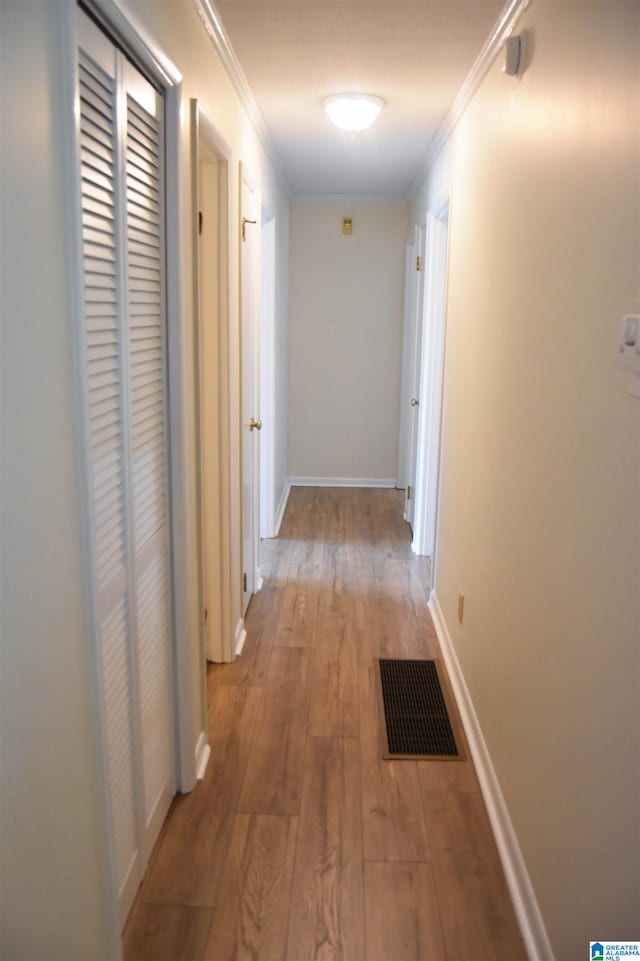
[239,162,261,614]
[396,233,416,490]
[412,198,451,585]
[191,99,235,669]
[259,207,277,540]
[404,223,426,528]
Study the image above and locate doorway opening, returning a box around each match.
[401,224,426,532]
[239,164,261,613]
[259,208,277,541]
[412,202,450,588]
[192,101,234,666]
[397,232,415,492]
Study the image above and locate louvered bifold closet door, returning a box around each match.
[77,11,175,926]
[123,65,174,844]
[77,27,141,917]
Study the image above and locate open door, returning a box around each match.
[259,208,277,540]
[397,233,415,491]
[192,101,234,665]
[404,224,426,531]
[239,164,261,614]
[413,206,450,574]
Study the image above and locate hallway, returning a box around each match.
[123,487,526,961]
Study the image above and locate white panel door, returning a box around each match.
[77,11,174,925]
[405,225,426,531]
[240,169,260,614]
[259,213,276,540]
[413,210,449,564]
[396,237,416,491]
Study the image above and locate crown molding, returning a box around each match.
[410,0,531,199]
[293,193,407,207]
[192,0,292,197]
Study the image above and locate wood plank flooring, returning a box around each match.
[123,487,526,961]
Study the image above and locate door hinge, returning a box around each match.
[198,210,203,236]
[243,572,247,592]
[407,485,411,501]
[416,255,422,271]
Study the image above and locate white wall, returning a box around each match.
[410,2,640,958]
[289,202,407,483]
[0,0,290,957]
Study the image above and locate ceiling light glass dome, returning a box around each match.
[323,94,384,132]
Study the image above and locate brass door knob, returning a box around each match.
[249,418,262,431]
[411,398,420,407]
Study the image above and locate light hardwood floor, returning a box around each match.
[124,487,526,961]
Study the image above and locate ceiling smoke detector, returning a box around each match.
[323,94,384,132]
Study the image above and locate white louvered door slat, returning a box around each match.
[77,11,175,929]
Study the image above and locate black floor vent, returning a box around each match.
[378,659,460,759]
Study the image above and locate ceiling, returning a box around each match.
[213,0,507,197]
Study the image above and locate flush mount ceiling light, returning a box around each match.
[323,94,384,132]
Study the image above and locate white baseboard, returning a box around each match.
[428,592,555,961]
[288,476,396,489]
[256,572,264,591]
[194,731,211,782]
[234,618,247,657]
[274,481,291,536]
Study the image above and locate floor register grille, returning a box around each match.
[378,658,460,759]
